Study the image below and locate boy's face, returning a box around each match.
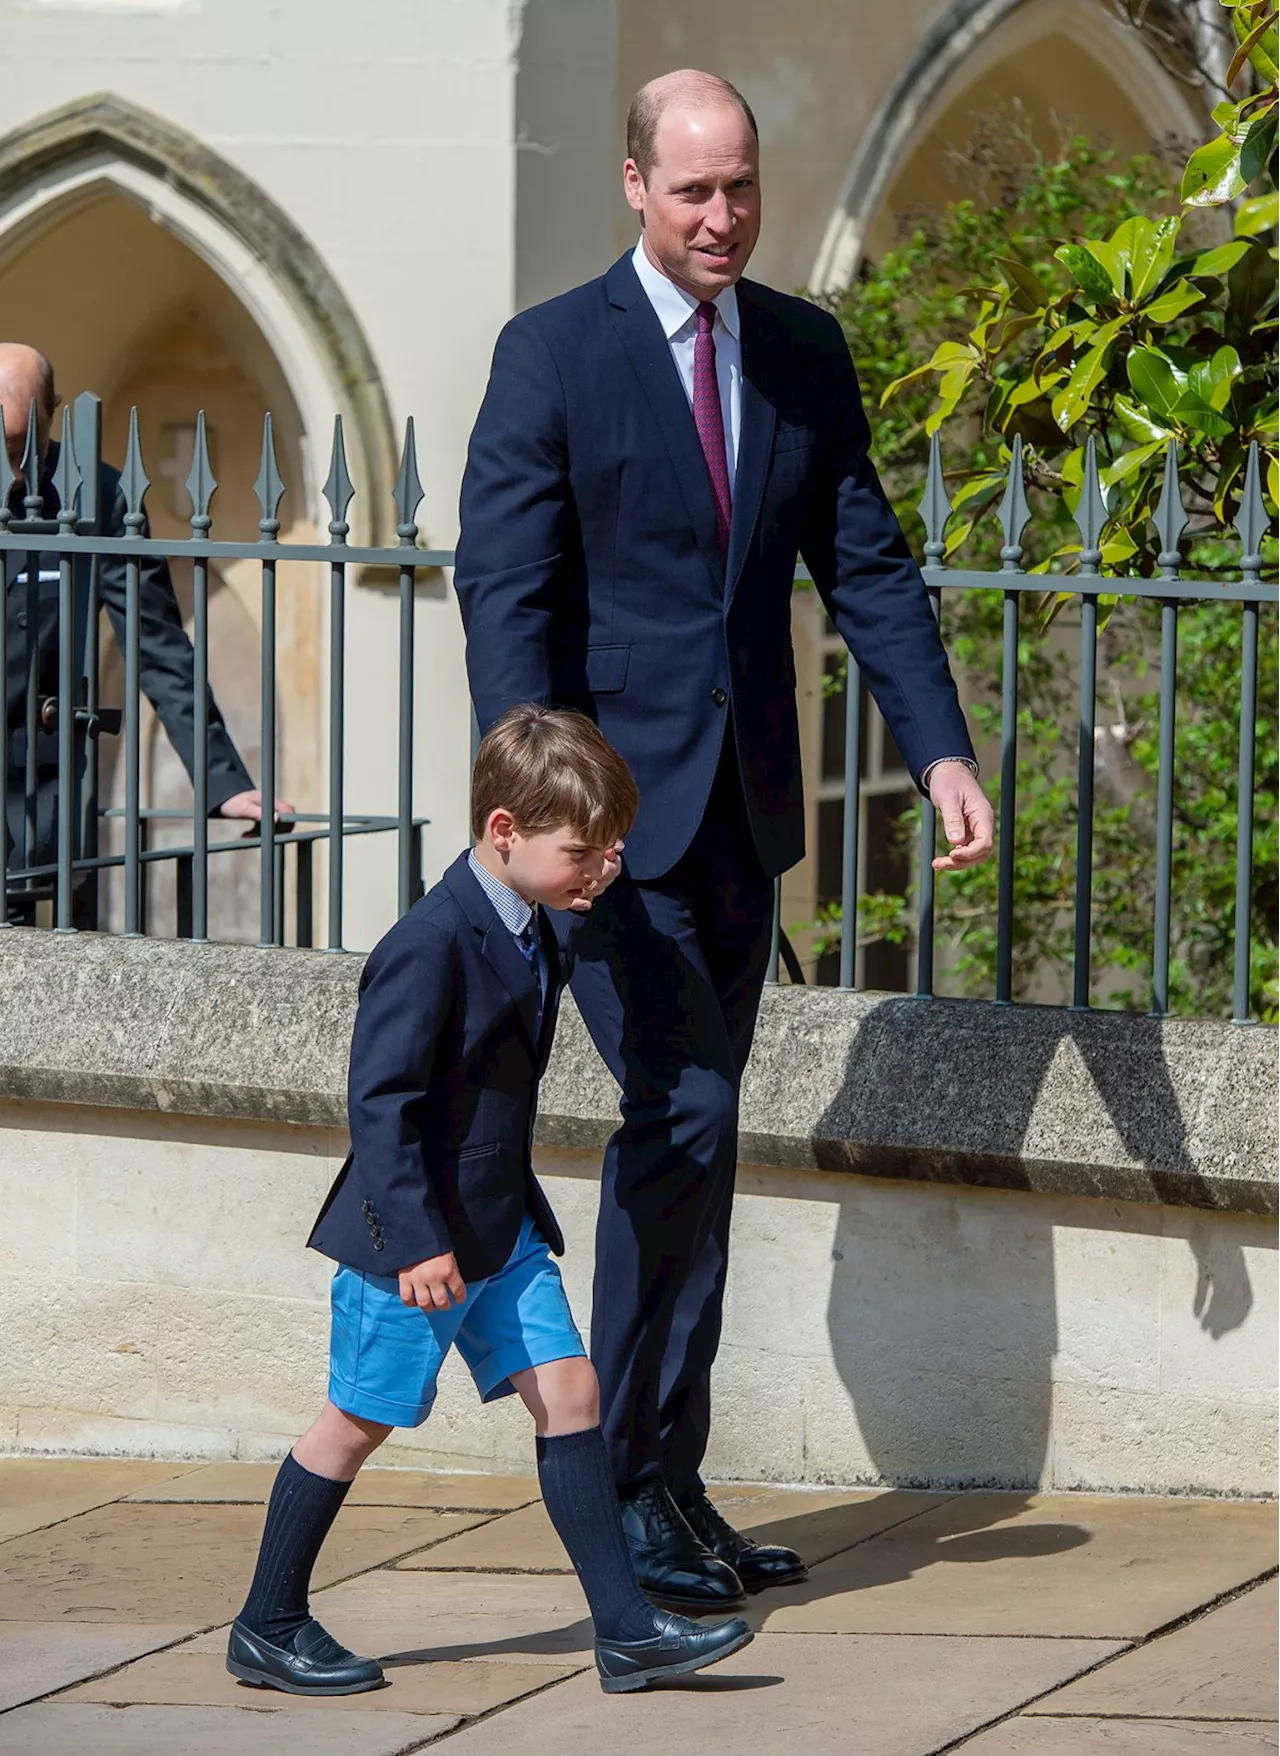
[485,814,622,911]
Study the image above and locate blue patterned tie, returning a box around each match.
[517,919,544,1036]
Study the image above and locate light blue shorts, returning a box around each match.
[327,1213,586,1428]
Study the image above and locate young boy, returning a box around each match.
[227,705,752,1697]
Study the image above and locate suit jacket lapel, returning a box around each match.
[606,256,725,593]
[443,855,541,1053]
[725,286,776,605]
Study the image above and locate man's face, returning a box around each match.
[624,103,761,300]
[0,382,53,487]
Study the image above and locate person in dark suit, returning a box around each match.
[1,344,284,924]
[230,706,753,1699]
[455,70,995,1607]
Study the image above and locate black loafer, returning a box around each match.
[226,1617,385,1695]
[678,1488,808,1593]
[597,1608,753,1693]
[619,1480,745,1609]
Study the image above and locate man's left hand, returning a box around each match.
[218,789,296,831]
[928,763,994,872]
[567,843,624,913]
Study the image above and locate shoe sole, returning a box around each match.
[743,1565,809,1594]
[642,1588,747,1613]
[227,1657,385,1697]
[598,1626,754,1693]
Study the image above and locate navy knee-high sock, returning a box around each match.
[238,1453,352,1645]
[536,1427,656,1643]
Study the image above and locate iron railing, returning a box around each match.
[2,398,1275,1019]
[1,393,446,947]
[768,432,1276,1024]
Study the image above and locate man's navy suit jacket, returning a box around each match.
[309,852,566,1283]
[455,252,975,882]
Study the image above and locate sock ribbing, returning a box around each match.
[536,1426,656,1644]
[237,1452,352,1646]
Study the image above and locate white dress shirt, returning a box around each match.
[631,238,741,490]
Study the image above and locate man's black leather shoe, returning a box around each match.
[678,1488,808,1593]
[619,1480,745,1608]
[226,1617,385,1695]
[596,1608,753,1693]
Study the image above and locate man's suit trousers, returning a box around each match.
[553,748,774,1492]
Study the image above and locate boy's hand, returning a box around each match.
[567,843,624,913]
[399,1252,467,1311]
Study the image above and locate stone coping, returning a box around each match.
[0,928,1274,1215]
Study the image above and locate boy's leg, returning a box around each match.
[237,1403,390,1646]
[512,1356,754,1692]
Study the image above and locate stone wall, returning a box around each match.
[1,930,1276,1494]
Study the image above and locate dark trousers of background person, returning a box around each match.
[554,743,774,1496]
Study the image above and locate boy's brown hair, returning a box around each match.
[471,705,639,847]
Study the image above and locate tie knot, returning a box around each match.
[696,301,717,334]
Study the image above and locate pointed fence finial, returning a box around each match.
[920,432,952,565]
[1235,442,1266,584]
[997,434,1031,572]
[1074,435,1106,574]
[0,406,14,530]
[253,412,286,538]
[120,407,150,533]
[21,397,42,517]
[1153,439,1186,580]
[186,410,217,533]
[323,415,355,542]
[52,405,82,531]
[393,417,423,545]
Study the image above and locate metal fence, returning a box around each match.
[1,393,448,948]
[2,398,1275,1020]
[789,432,1276,1024]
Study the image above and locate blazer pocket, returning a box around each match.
[455,1141,500,1161]
[773,427,815,456]
[584,644,630,694]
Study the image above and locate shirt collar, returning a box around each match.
[467,849,534,937]
[631,238,740,342]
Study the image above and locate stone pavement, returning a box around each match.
[0,1460,1275,1755]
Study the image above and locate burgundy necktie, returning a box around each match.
[693,301,732,558]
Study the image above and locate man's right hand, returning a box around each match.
[399,1251,467,1311]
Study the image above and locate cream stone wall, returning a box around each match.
[1,1100,1273,1495]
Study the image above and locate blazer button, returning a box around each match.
[711,687,727,707]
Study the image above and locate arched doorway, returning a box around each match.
[0,96,398,940]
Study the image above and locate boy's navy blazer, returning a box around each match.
[454,252,975,883]
[309,852,566,1282]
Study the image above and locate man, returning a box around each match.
[455,71,994,1608]
[2,344,285,925]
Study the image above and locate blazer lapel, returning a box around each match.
[725,286,776,605]
[443,855,541,1053]
[606,256,725,593]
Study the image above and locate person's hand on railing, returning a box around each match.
[218,789,297,832]
[928,763,994,873]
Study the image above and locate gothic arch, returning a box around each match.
[809,0,1205,290]
[0,92,397,542]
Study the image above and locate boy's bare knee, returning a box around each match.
[514,1355,600,1436]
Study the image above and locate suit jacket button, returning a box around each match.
[711,687,727,707]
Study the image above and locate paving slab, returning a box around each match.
[435,1631,1124,1756]
[0,1703,461,1755]
[127,1463,539,1512]
[0,1459,201,1542]
[0,1502,487,1623]
[1030,1577,1278,1720]
[189,1567,597,1667]
[0,1620,194,1712]
[754,1494,1279,1639]
[61,1644,587,1716]
[957,1717,1278,1753]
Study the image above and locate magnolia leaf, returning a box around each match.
[1186,345,1241,414]
[1227,5,1280,84]
[1113,395,1174,444]
[1100,530,1140,564]
[1009,373,1060,409]
[1228,242,1278,323]
[950,472,1006,513]
[1082,235,1129,297]
[880,360,942,404]
[1268,452,1279,509]
[1054,243,1116,304]
[1100,440,1167,488]
[994,255,1052,312]
[1127,347,1187,422]
[1142,279,1206,323]
[1241,111,1279,189]
[943,516,975,558]
[1182,133,1247,206]
[1235,191,1280,236]
[1214,439,1248,523]
[1051,343,1112,432]
[1128,215,1181,302]
[1191,239,1252,276]
[1212,97,1247,134]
